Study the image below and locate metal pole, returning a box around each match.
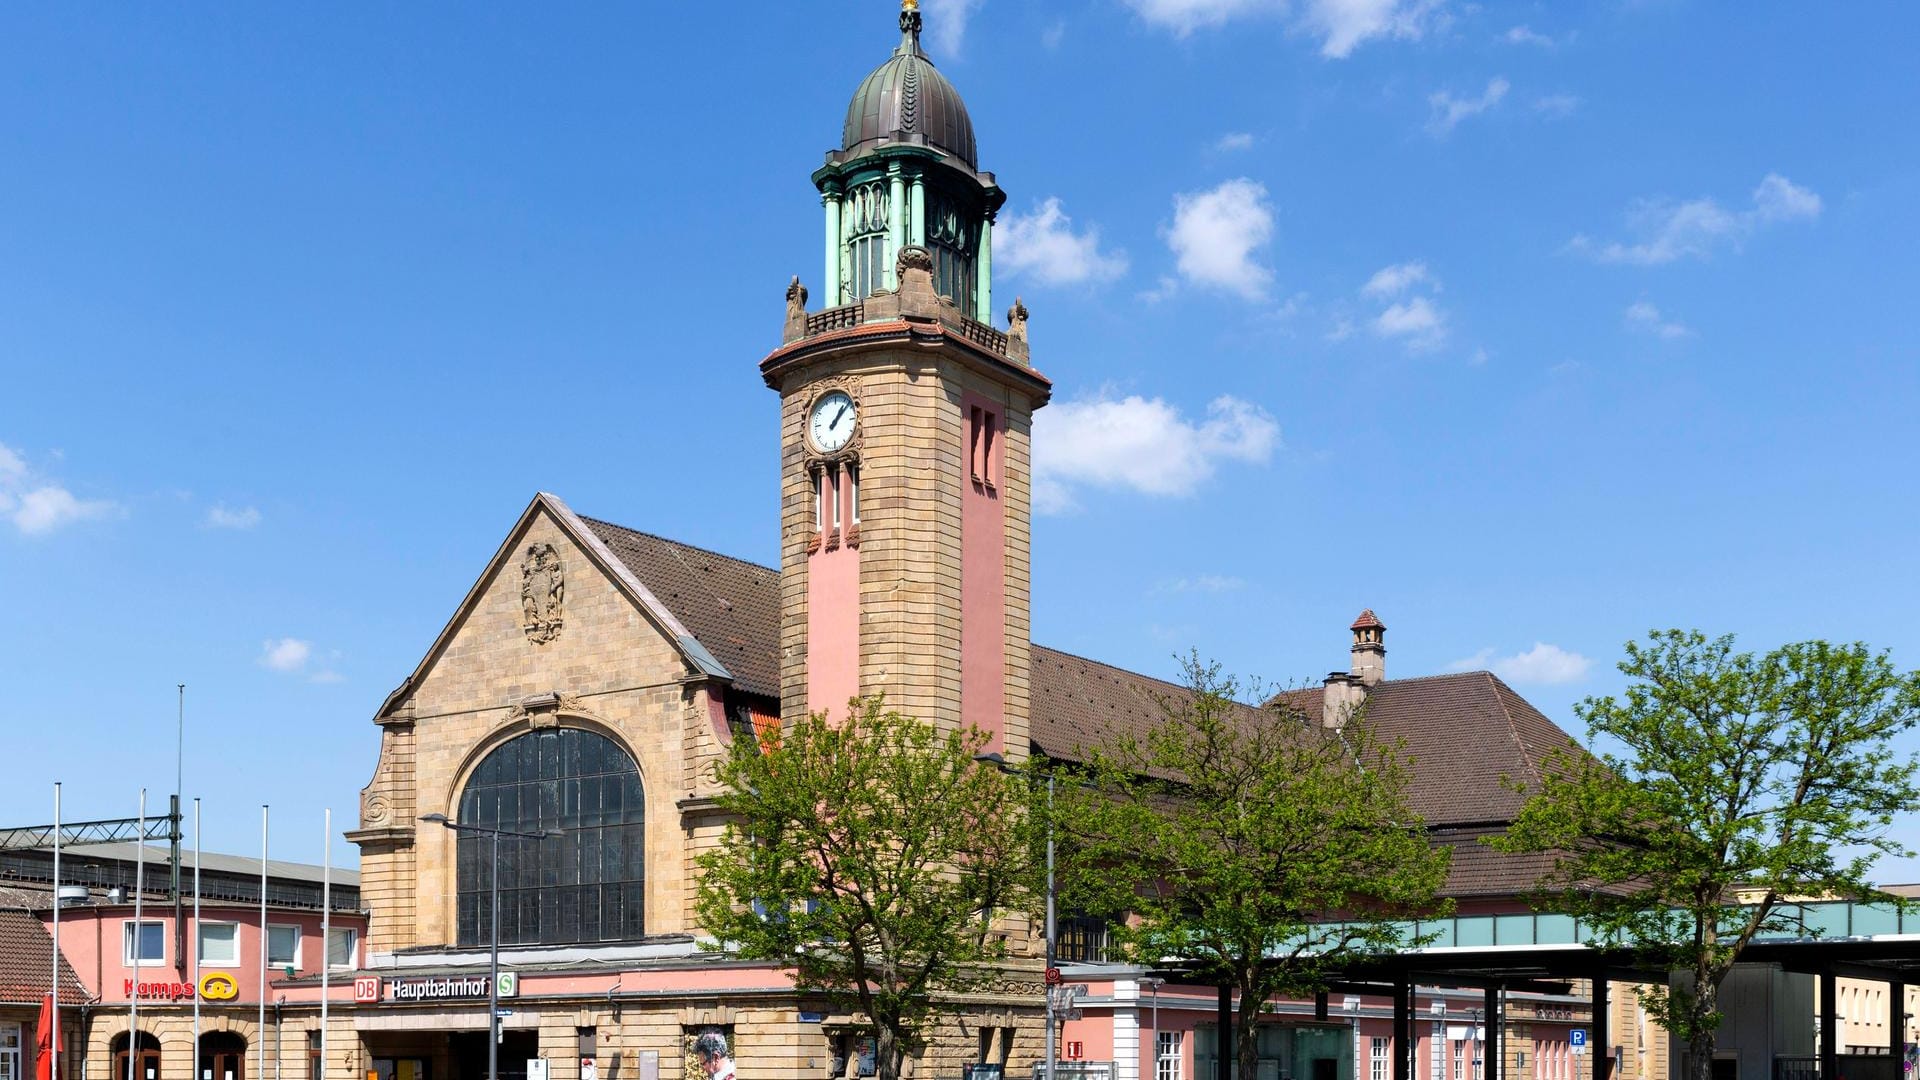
[321,810,331,1080]
[1044,774,1056,1080]
[130,790,145,1080]
[52,783,61,1080]
[259,807,268,1080]
[489,828,501,1080]
[192,800,201,1080]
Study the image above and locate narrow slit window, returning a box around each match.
[848,464,860,523]
[969,406,984,481]
[812,470,824,532]
[830,465,842,530]
[982,411,998,487]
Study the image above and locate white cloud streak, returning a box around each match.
[1215,132,1256,151]
[1355,261,1448,351]
[207,504,263,530]
[1362,260,1436,298]
[1427,77,1509,136]
[1501,25,1554,47]
[922,0,984,57]
[1120,0,1444,58]
[261,638,313,673]
[0,440,117,536]
[1625,300,1691,340]
[1155,574,1249,594]
[1034,392,1280,512]
[1165,178,1276,301]
[1447,642,1594,685]
[995,198,1129,286]
[1569,173,1822,265]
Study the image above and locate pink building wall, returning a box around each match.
[42,905,365,1004]
[960,392,1006,754]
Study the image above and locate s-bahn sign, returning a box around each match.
[364,972,520,1003]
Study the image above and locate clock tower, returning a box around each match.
[761,0,1049,760]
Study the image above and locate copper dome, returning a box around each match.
[841,10,979,170]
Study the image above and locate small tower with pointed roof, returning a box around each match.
[1350,608,1387,687]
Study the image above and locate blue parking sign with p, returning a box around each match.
[1570,1030,1587,1048]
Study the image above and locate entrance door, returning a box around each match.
[111,1050,161,1080]
[451,1032,537,1080]
[374,1059,431,1080]
[200,1033,247,1080]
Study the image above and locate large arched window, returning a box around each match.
[455,727,646,946]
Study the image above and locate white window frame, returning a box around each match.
[123,920,166,966]
[1454,1040,1465,1080]
[267,924,302,969]
[197,921,241,967]
[326,927,358,970]
[0,1020,21,1080]
[1156,1031,1182,1080]
[1370,1038,1389,1080]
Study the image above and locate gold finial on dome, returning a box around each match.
[901,0,919,10]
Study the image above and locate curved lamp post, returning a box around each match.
[420,814,562,1080]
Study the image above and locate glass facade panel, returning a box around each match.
[1494,914,1535,945]
[457,727,648,946]
[1455,917,1494,948]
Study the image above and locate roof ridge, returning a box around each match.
[578,515,779,578]
[1482,670,1549,792]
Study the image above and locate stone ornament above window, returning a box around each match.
[520,542,565,644]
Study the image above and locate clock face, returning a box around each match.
[809,390,857,453]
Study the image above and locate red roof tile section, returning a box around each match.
[0,910,87,1005]
[1351,609,1385,631]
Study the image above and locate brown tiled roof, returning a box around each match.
[570,515,1584,894]
[1351,609,1385,631]
[0,910,86,1005]
[579,517,786,700]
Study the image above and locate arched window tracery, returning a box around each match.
[455,726,647,946]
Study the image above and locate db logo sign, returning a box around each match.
[354,977,382,1003]
[199,974,239,1002]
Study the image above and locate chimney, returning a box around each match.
[1350,609,1386,687]
[1323,609,1386,729]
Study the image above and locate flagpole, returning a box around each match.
[320,810,332,1080]
[130,790,145,1080]
[192,799,202,1080]
[258,806,269,1080]
[51,782,61,1080]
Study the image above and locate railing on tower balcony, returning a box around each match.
[953,316,1008,355]
[806,302,866,336]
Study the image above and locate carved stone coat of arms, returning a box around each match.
[520,543,565,644]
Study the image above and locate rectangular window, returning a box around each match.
[326,927,357,969]
[1454,1041,1465,1080]
[831,466,842,529]
[267,925,301,968]
[198,922,240,966]
[812,470,824,532]
[123,920,166,966]
[0,1021,20,1080]
[847,464,859,524]
[1157,1032,1183,1080]
[969,406,983,481]
[1370,1038,1389,1080]
[308,1031,322,1080]
[982,410,997,487]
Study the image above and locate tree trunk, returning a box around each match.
[876,1025,906,1080]
[1237,981,1263,1080]
[1687,980,1719,1080]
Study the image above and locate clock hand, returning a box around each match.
[833,403,849,427]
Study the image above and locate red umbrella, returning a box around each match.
[34,992,61,1080]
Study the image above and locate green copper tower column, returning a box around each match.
[908,169,927,248]
[822,184,844,305]
[976,212,993,319]
[885,160,906,289]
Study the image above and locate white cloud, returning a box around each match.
[1165,178,1275,301]
[922,0,984,56]
[1120,0,1443,57]
[1361,260,1436,298]
[1041,19,1067,49]
[1156,574,1248,594]
[1351,262,1448,351]
[996,198,1129,286]
[0,441,117,536]
[1568,173,1822,265]
[1373,296,1448,350]
[1625,300,1690,340]
[1427,77,1509,136]
[1447,642,1593,685]
[1304,0,1447,58]
[1215,131,1256,152]
[1033,392,1280,512]
[1531,93,1581,117]
[261,638,313,673]
[207,504,262,530]
[1501,24,1554,47]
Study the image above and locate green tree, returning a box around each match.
[1497,631,1920,1080]
[694,698,1041,1080]
[1054,657,1452,1080]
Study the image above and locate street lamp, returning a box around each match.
[420,814,563,1080]
[1141,977,1166,1080]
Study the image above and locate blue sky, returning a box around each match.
[3,2,1917,875]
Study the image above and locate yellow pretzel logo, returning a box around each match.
[200,973,239,1001]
